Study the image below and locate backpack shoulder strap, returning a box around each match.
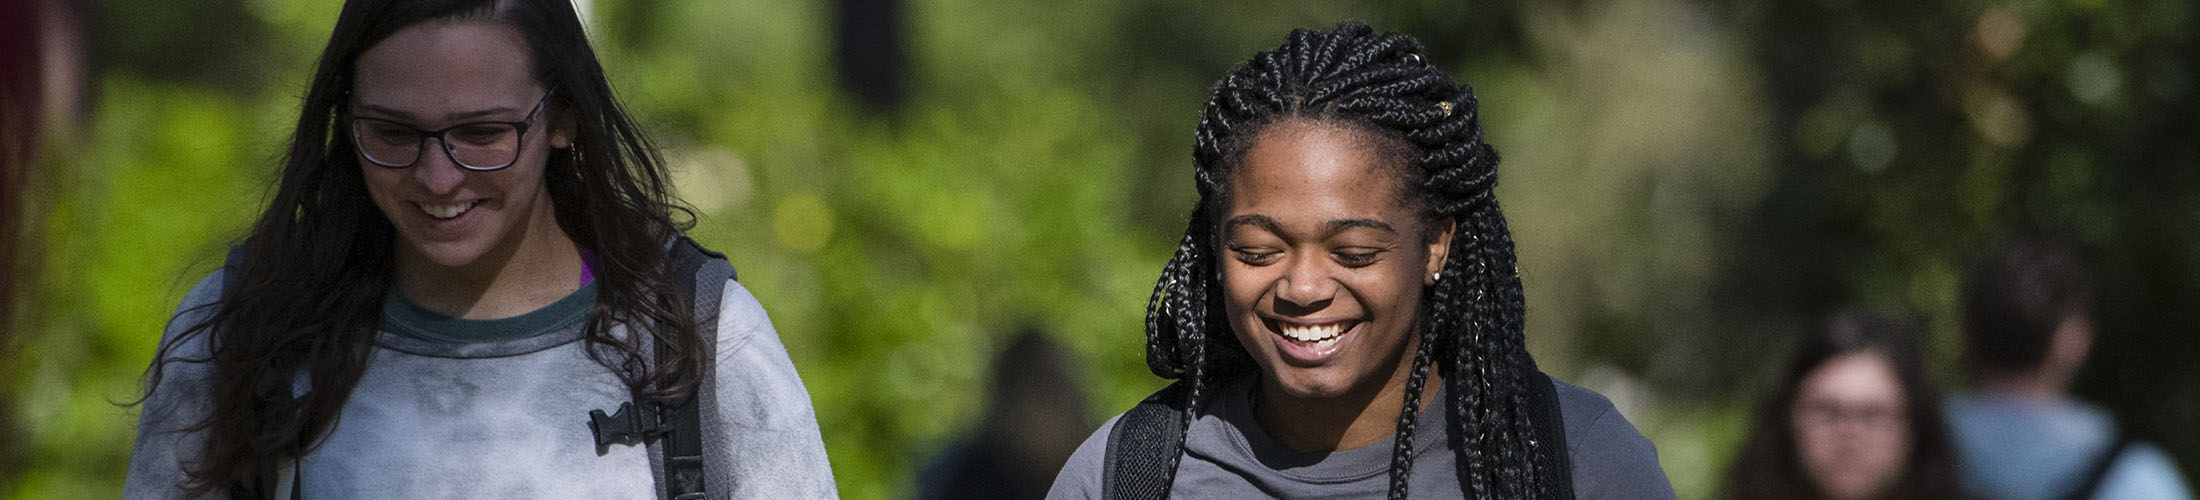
[652,236,732,500]
[1103,380,1190,500]
[218,246,305,500]
[221,246,245,296]
[1528,369,1576,500]
[2065,432,2133,500]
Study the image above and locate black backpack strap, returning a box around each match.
[1527,370,1575,500]
[651,340,708,500]
[220,246,305,500]
[2064,432,2133,500]
[654,236,728,500]
[221,246,246,296]
[588,237,731,500]
[1102,380,1190,500]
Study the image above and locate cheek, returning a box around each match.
[485,156,553,199]
[1351,260,1427,318]
[359,166,401,201]
[1870,421,1913,474]
[1220,265,1271,326]
[1221,266,1261,303]
[1791,417,1841,472]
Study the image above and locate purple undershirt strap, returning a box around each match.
[580,249,597,286]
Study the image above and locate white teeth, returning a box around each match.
[420,201,477,220]
[1280,322,1349,343]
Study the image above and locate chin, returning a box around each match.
[1267,367,1359,400]
[406,238,495,269]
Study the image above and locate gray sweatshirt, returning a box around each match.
[124,268,838,499]
[1047,375,1675,499]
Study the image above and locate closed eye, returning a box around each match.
[363,122,416,144]
[1334,249,1384,267]
[449,124,512,146]
[1231,247,1282,266]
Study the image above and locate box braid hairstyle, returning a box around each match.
[1142,22,1565,499]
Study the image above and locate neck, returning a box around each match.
[1251,352,1444,453]
[1976,371,2069,401]
[395,203,583,319]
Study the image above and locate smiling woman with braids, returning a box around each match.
[122,0,834,498]
[1049,23,1672,499]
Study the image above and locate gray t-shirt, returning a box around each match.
[1047,376,1674,499]
[124,268,838,499]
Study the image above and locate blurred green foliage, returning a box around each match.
[6,0,2193,499]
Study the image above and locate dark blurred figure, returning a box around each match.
[1723,310,1967,500]
[1948,239,2192,500]
[2,0,89,487]
[833,0,904,112]
[917,329,1092,500]
[0,0,33,488]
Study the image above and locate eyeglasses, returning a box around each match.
[1794,399,1906,430]
[348,89,555,172]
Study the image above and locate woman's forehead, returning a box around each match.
[1227,122,1416,227]
[351,21,539,120]
[1800,351,1906,404]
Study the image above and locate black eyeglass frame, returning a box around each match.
[347,89,556,172]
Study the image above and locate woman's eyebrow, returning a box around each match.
[1324,218,1396,236]
[353,102,520,123]
[1224,215,1397,238]
[1224,214,1283,236]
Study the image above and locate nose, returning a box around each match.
[1272,253,1335,314]
[411,138,466,194]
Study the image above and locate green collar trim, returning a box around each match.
[381,282,598,345]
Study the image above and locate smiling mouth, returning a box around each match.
[1276,320,1354,347]
[417,200,482,220]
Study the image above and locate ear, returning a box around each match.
[2048,314,2093,376]
[548,105,576,150]
[1424,219,1455,286]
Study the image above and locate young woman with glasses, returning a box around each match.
[123,1,835,498]
[1720,311,1967,500]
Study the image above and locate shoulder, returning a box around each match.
[1550,376,1676,500]
[2097,441,2196,500]
[1046,414,1122,500]
[146,269,229,373]
[696,277,840,497]
[704,279,814,425]
[710,279,780,360]
[126,270,230,498]
[168,269,228,335]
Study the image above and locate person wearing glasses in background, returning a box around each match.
[1720,311,1967,500]
[123,0,835,498]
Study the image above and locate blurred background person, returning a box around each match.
[1948,239,2193,500]
[916,328,1093,500]
[0,0,89,488]
[1722,310,1966,500]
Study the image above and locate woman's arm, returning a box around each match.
[702,280,840,499]
[122,270,227,499]
[1044,415,1120,500]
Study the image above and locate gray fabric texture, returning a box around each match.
[123,267,837,499]
[1046,375,1675,499]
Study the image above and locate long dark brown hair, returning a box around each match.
[1720,310,1967,500]
[1143,22,1566,499]
[140,0,701,495]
